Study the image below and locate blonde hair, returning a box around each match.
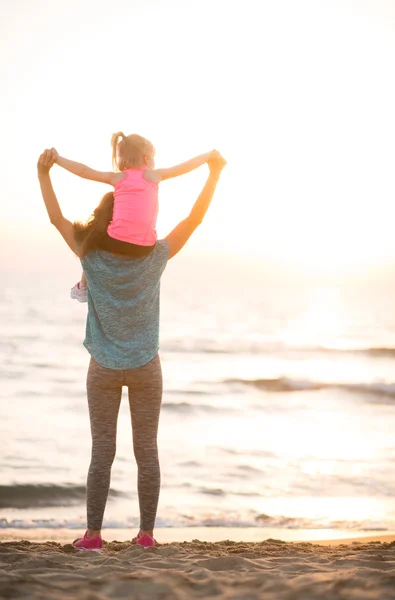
[111,132,155,171]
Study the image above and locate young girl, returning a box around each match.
[53,133,219,301]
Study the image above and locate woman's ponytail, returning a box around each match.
[111,131,126,170]
[74,192,115,258]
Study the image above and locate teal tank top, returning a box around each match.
[80,240,169,369]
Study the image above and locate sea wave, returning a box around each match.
[0,484,124,509]
[162,402,225,414]
[227,377,395,399]
[161,340,395,358]
[309,346,395,358]
[355,347,395,358]
[0,514,391,531]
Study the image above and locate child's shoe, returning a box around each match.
[136,533,155,548]
[70,281,88,303]
[73,531,102,552]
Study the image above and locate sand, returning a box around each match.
[3,527,395,545]
[1,534,395,599]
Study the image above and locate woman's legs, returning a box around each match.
[124,354,163,536]
[86,358,123,535]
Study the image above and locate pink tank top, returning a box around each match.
[107,168,158,246]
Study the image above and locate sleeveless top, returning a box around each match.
[107,168,159,246]
[80,240,169,369]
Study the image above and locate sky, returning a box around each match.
[1,0,395,276]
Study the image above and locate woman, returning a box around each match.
[37,148,226,551]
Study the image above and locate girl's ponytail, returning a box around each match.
[111,131,126,170]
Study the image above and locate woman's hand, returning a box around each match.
[208,149,221,161]
[208,152,227,174]
[37,148,57,177]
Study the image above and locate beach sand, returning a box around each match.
[1,533,395,599]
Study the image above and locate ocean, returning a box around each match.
[2,256,395,538]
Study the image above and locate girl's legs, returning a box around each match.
[124,354,163,537]
[86,358,123,536]
[81,271,87,287]
[98,233,155,257]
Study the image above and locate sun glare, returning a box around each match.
[281,287,348,349]
[1,0,395,276]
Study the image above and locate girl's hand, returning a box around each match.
[37,148,57,176]
[51,147,60,162]
[208,152,227,174]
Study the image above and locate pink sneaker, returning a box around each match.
[73,531,102,552]
[70,281,88,303]
[136,533,155,548]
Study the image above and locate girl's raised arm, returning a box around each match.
[147,150,219,183]
[54,149,122,186]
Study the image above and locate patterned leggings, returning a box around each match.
[86,354,162,531]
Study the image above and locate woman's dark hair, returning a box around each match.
[73,192,114,258]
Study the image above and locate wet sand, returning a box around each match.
[3,526,395,544]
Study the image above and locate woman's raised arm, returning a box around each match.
[165,154,226,259]
[37,149,78,254]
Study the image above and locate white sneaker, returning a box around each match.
[70,282,88,303]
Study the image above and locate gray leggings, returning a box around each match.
[86,354,162,531]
